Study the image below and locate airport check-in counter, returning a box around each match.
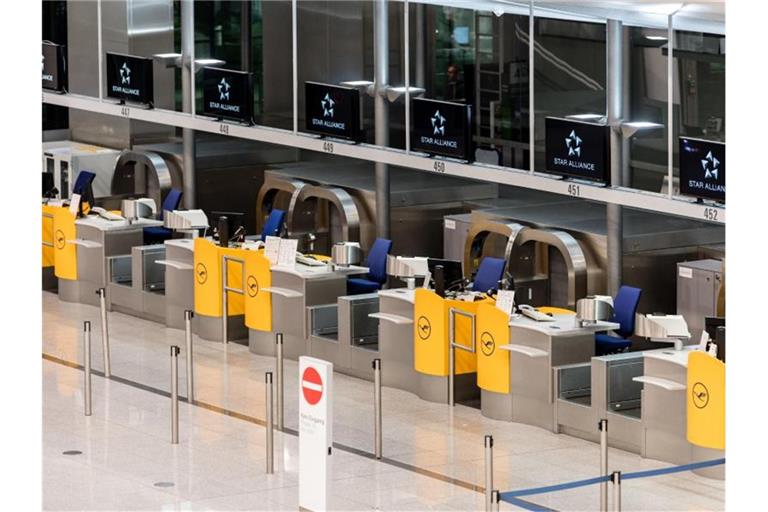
[56,214,162,307]
[477,309,618,430]
[158,239,195,329]
[106,244,166,323]
[42,204,60,290]
[372,288,419,394]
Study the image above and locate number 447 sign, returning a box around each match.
[298,356,333,511]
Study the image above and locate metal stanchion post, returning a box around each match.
[492,490,500,512]
[484,435,494,512]
[83,321,92,416]
[276,333,284,430]
[97,288,111,377]
[266,372,274,474]
[185,310,194,403]
[612,471,622,512]
[448,310,455,406]
[600,419,608,512]
[171,346,180,444]
[373,358,382,459]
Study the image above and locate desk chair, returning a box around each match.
[595,285,642,355]
[347,238,392,295]
[261,209,286,241]
[72,171,96,215]
[471,257,506,293]
[143,188,183,244]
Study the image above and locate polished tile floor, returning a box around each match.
[42,291,725,511]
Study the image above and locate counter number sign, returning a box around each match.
[417,316,431,340]
[692,382,709,409]
[480,331,495,356]
[246,275,259,297]
[302,366,324,406]
[195,263,208,284]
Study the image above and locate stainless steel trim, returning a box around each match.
[293,185,362,242]
[463,220,528,279]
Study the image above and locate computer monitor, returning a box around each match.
[211,211,245,246]
[705,317,725,363]
[42,172,55,197]
[427,258,464,295]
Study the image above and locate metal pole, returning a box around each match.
[241,0,252,73]
[606,19,624,298]
[484,435,494,512]
[374,0,390,238]
[97,0,103,101]
[185,310,194,402]
[181,0,196,208]
[373,358,382,459]
[528,0,534,173]
[667,13,675,199]
[83,321,92,416]
[292,0,298,133]
[414,3,425,88]
[276,333,284,430]
[97,288,111,378]
[448,310,455,406]
[600,419,609,512]
[266,372,274,474]
[222,257,228,344]
[171,345,180,444]
[404,0,410,154]
[492,490,500,512]
[612,471,622,512]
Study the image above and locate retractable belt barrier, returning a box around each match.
[498,458,725,511]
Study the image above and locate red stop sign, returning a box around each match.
[301,366,323,405]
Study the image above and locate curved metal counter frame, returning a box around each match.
[111,150,182,210]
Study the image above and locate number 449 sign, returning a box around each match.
[298,357,333,511]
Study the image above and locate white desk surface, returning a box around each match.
[271,263,368,279]
[378,288,416,304]
[164,238,196,251]
[76,215,162,231]
[508,313,619,336]
[643,346,699,368]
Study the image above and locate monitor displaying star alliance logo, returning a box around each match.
[702,151,720,180]
[679,137,725,202]
[42,41,67,92]
[565,130,582,157]
[431,110,446,136]
[218,78,230,101]
[545,117,610,184]
[304,82,361,141]
[202,67,253,124]
[322,93,335,117]
[411,98,473,161]
[120,62,131,85]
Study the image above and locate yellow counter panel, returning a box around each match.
[687,351,725,450]
[52,207,77,280]
[193,239,246,317]
[244,251,272,332]
[42,205,57,268]
[475,303,510,394]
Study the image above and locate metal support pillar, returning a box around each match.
[414,3,425,88]
[374,0,390,238]
[600,419,609,512]
[612,471,622,511]
[171,345,180,444]
[266,372,274,474]
[373,359,382,459]
[241,0,252,73]
[181,0,196,209]
[484,435,494,512]
[97,288,111,377]
[185,310,194,402]
[276,333,284,430]
[621,27,631,186]
[606,19,624,297]
[83,321,92,416]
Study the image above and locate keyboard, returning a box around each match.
[296,254,326,267]
[520,307,556,322]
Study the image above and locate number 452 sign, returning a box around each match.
[299,356,333,511]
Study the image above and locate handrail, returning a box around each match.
[448,307,476,407]
[221,254,246,344]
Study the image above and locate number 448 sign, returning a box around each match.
[298,356,333,511]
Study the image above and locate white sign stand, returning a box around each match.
[298,356,333,511]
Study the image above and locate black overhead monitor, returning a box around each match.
[202,67,254,124]
[679,137,725,203]
[545,117,610,184]
[106,52,154,106]
[411,98,473,162]
[42,42,67,92]
[304,82,362,141]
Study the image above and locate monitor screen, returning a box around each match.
[42,42,66,92]
[42,172,55,196]
[106,52,154,105]
[304,82,361,141]
[545,117,610,184]
[679,137,725,202]
[202,67,254,124]
[412,98,473,161]
[427,258,464,292]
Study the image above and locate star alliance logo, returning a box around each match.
[431,110,446,136]
[565,130,582,157]
[701,151,720,180]
[218,78,231,101]
[322,93,335,117]
[120,62,131,85]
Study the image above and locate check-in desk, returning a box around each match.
[158,239,195,330]
[56,214,162,307]
[371,288,418,394]
[106,243,167,323]
[42,204,59,290]
[412,289,486,404]
[635,348,725,479]
[479,310,618,431]
[247,261,368,359]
